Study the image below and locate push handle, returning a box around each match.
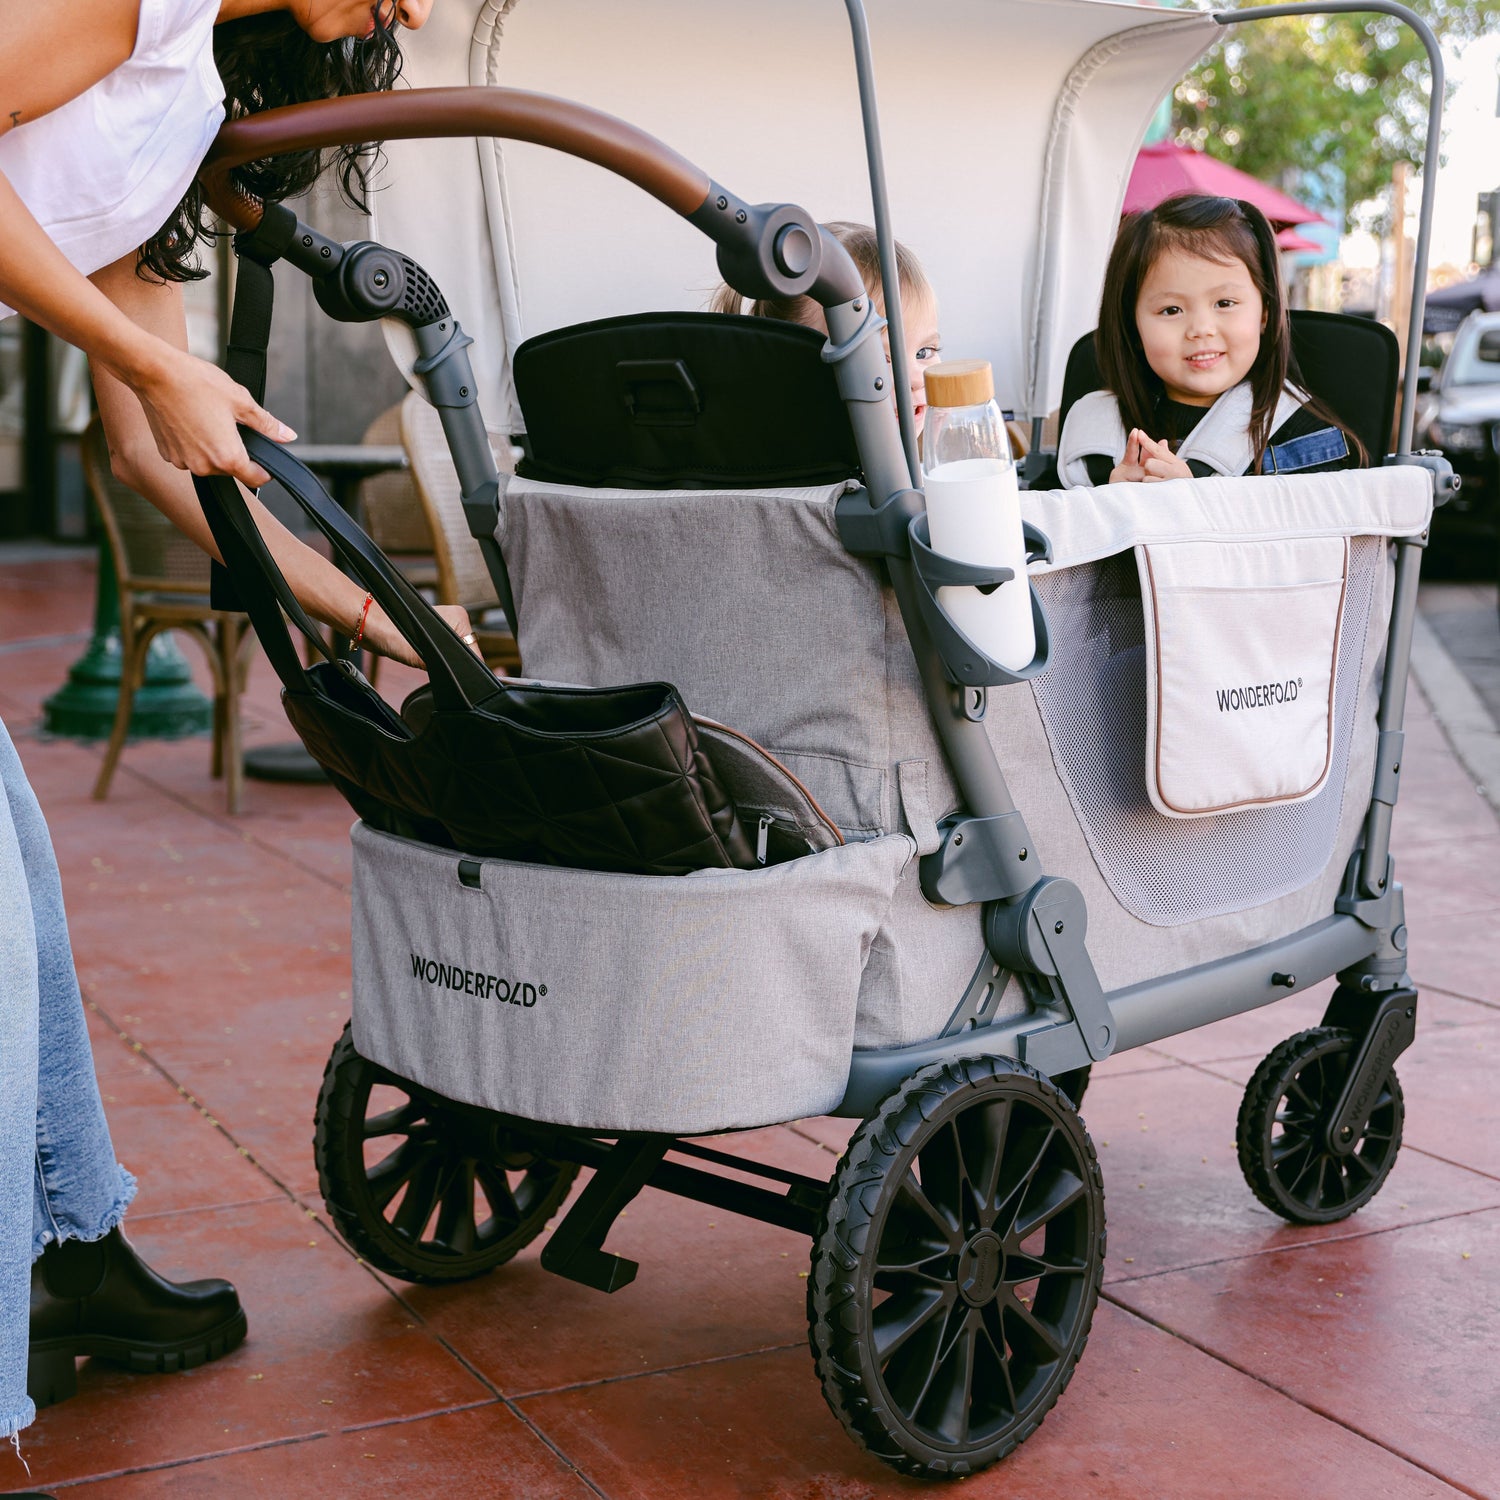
[199,87,862,308]
[201,86,711,231]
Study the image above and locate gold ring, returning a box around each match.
[460,632,478,647]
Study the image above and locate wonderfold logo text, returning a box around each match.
[409,950,546,1007]
[1216,676,1303,713]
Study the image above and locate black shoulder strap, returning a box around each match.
[211,204,300,613]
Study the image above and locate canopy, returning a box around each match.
[1275,228,1324,255]
[1124,141,1324,228]
[1423,268,1500,334]
[371,0,1219,432]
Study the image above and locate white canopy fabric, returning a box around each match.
[373,0,1217,435]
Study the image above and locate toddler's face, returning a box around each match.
[1134,248,1265,407]
[892,286,942,437]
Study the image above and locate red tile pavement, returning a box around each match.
[59,1407,600,1500]
[515,1306,1458,1500]
[1,551,1496,1497]
[1110,1213,1500,1498]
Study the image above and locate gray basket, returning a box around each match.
[350,821,914,1133]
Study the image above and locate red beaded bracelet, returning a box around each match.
[350,593,374,652]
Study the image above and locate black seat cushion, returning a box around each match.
[1056,310,1398,468]
[513,311,859,489]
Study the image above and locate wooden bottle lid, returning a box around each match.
[923,359,994,408]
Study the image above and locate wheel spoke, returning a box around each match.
[475,1162,524,1227]
[919,1312,979,1445]
[957,1098,1013,1225]
[363,1099,424,1139]
[874,1250,955,1284]
[883,1297,964,1415]
[993,1125,1058,1238]
[873,1287,950,1364]
[1284,1077,1321,1114]
[391,1156,448,1240]
[978,1303,1018,1411]
[432,1161,479,1254]
[365,1138,430,1212]
[1004,1250,1086,1283]
[1270,1131,1315,1168]
[1345,1150,1379,1181]
[1004,1292,1067,1364]
[1283,1146,1326,1198]
[892,1167,960,1245]
[1010,1167,1086,1242]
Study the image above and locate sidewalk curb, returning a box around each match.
[1410,610,1500,820]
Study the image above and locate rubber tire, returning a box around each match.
[1053,1065,1091,1111]
[314,1023,577,1283]
[1237,1025,1404,1226]
[808,1056,1105,1479]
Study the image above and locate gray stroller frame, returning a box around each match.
[200,1,1456,1478]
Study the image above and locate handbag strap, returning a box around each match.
[240,431,507,713]
[196,197,506,714]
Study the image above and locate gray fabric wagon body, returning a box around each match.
[351,465,1432,1132]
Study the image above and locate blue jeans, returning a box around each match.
[0,716,135,1439]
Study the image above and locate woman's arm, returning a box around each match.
[0,0,290,489]
[90,255,469,668]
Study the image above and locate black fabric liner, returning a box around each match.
[513,311,860,490]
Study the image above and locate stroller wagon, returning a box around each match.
[194,0,1456,1478]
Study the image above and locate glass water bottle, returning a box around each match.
[920,359,1036,673]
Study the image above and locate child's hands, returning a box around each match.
[1137,433,1193,483]
[1109,430,1193,484]
[1108,429,1150,484]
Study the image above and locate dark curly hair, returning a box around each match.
[137,10,405,283]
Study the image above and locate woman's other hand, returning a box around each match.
[361,604,480,670]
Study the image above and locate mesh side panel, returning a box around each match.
[1029,538,1380,927]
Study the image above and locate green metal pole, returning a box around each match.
[42,536,211,740]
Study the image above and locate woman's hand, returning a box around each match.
[361,603,482,670]
[1138,433,1193,484]
[128,341,295,490]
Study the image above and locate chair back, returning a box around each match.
[83,420,211,594]
[400,392,510,613]
[358,402,435,558]
[1056,311,1400,467]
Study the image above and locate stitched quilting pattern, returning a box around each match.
[284,678,755,875]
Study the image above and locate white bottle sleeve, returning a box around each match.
[923,458,1036,673]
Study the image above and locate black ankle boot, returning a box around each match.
[27,1228,246,1409]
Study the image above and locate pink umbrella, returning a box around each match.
[1275,227,1324,254]
[1125,142,1324,230]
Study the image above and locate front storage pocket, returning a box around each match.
[1138,536,1349,817]
[349,821,914,1133]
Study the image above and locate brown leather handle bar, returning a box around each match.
[200,86,712,231]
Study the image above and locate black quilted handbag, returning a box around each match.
[193,432,756,875]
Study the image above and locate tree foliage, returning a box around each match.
[1173,1,1500,228]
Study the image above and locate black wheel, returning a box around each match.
[314,1023,578,1283]
[808,1057,1105,1479]
[1052,1065,1091,1111]
[1237,1026,1404,1226]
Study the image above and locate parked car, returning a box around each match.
[1415,309,1500,578]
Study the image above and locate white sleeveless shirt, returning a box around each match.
[0,0,226,319]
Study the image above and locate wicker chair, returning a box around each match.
[357,401,439,591]
[399,390,521,673]
[84,421,255,813]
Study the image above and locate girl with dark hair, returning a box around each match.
[1057,194,1364,488]
[0,0,457,1453]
